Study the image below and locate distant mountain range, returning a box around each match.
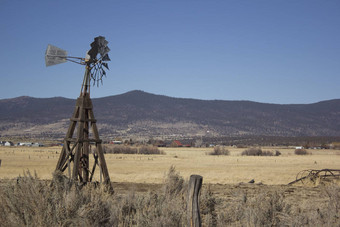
[0,90,340,139]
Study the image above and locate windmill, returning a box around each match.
[45,36,112,190]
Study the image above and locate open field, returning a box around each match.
[2,146,340,226]
[1,146,340,185]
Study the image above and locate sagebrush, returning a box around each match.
[103,145,164,155]
[241,148,280,156]
[295,149,309,155]
[1,169,340,226]
[207,146,230,156]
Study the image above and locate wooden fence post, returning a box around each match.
[187,174,203,227]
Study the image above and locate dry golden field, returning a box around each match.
[1,146,340,185]
[2,145,340,226]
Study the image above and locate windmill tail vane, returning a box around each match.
[45,36,111,89]
[45,44,85,66]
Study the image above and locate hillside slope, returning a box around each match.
[1,90,339,138]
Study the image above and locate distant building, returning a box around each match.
[154,140,166,147]
[110,141,122,145]
[4,141,14,146]
[331,142,340,149]
[18,142,34,146]
[171,140,183,147]
[295,146,304,150]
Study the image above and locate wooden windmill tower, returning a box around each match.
[45,36,112,189]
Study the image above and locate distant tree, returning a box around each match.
[195,139,203,148]
[321,143,330,149]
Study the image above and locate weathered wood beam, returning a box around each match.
[187,175,203,227]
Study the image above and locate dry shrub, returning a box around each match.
[217,190,247,225]
[200,184,217,226]
[321,184,340,225]
[139,166,186,226]
[0,170,114,226]
[138,145,165,155]
[217,190,291,226]
[163,165,185,196]
[280,184,340,226]
[0,167,188,226]
[295,149,308,155]
[242,148,275,156]
[262,150,275,156]
[103,145,137,154]
[5,168,340,226]
[208,146,230,156]
[216,184,340,226]
[110,166,187,226]
[242,191,290,226]
[103,145,164,155]
[242,148,262,156]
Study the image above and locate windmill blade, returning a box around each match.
[87,36,111,61]
[102,62,109,70]
[45,44,68,67]
[100,46,110,57]
[102,54,110,61]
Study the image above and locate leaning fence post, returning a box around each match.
[187,174,203,227]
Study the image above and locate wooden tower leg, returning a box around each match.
[73,96,85,182]
[55,93,112,190]
[82,109,90,182]
[88,108,111,185]
[56,105,79,171]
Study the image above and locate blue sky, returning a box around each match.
[1,1,339,104]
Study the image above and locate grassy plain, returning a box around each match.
[2,146,340,226]
[1,146,340,185]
